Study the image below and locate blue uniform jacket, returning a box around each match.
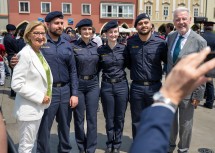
[130,104,175,153]
[97,43,126,79]
[72,39,99,76]
[41,34,79,96]
[3,33,19,57]
[125,34,167,81]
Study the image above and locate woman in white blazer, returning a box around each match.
[11,21,53,153]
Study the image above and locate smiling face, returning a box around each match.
[80,26,92,40]
[47,17,64,37]
[106,27,119,43]
[174,10,191,35]
[135,18,152,36]
[28,25,46,51]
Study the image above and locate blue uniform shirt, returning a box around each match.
[125,34,167,81]
[98,43,126,79]
[41,34,79,96]
[72,39,99,76]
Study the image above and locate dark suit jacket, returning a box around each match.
[167,30,207,101]
[130,104,175,153]
[201,31,215,51]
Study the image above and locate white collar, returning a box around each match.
[177,29,191,39]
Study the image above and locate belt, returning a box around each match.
[79,75,95,80]
[53,82,67,87]
[133,80,160,86]
[103,78,125,83]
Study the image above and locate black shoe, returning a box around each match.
[105,148,112,153]
[203,103,213,109]
[112,148,120,153]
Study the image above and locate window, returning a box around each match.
[145,5,152,16]
[41,2,51,14]
[193,7,199,17]
[163,6,169,16]
[82,4,91,15]
[62,3,71,14]
[19,1,30,13]
[101,3,134,19]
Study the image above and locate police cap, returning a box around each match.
[102,20,118,33]
[134,13,150,27]
[45,11,64,22]
[6,24,16,31]
[75,19,92,28]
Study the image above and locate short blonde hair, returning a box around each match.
[24,21,47,43]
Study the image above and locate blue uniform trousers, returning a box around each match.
[130,81,161,138]
[101,80,128,149]
[74,76,99,153]
[37,84,72,153]
[205,81,214,107]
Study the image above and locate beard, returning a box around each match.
[138,28,151,36]
[49,28,63,37]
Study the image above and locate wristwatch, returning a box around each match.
[153,91,178,110]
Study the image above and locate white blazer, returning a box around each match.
[12,44,53,121]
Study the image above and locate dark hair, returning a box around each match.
[152,24,155,28]
[65,27,73,33]
[92,27,96,34]
[19,28,26,38]
[166,23,174,31]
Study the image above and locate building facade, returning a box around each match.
[137,0,215,30]
[0,0,8,32]
[205,0,215,22]
[7,0,137,34]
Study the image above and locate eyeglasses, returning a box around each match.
[32,32,46,36]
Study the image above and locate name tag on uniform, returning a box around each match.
[41,45,50,49]
[74,48,82,51]
[132,46,139,48]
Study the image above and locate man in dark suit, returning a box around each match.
[166,7,207,153]
[201,22,215,109]
[130,48,215,153]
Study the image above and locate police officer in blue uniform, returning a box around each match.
[125,13,167,138]
[3,24,18,97]
[98,20,128,153]
[72,19,100,153]
[36,11,79,153]
[202,21,215,109]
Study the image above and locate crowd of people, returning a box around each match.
[0,6,214,153]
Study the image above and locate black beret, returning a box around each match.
[6,24,16,31]
[102,20,118,33]
[75,19,92,28]
[134,13,150,27]
[45,11,64,22]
